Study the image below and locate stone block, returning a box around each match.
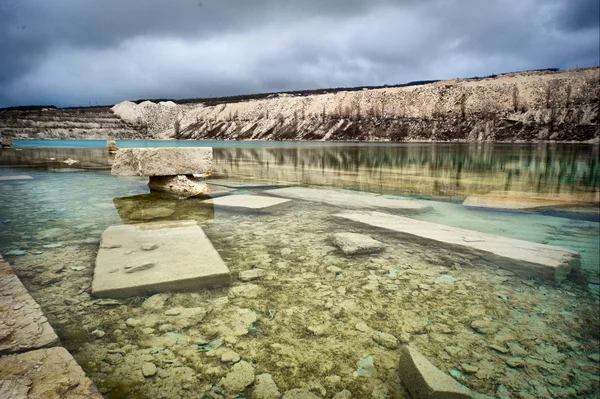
[398,344,473,399]
[334,211,579,281]
[209,194,292,213]
[266,187,432,214]
[0,256,59,355]
[111,147,212,176]
[92,220,230,298]
[0,347,102,398]
[332,232,385,255]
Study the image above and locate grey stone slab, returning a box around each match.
[0,175,33,181]
[334,211,579,281]
[111,147,212,176]
[0,256,59,355]
[265,187,432,214]
[92,220,231,298]
[398,344,473,399]
[209,194,293,213]
[0,347,103,398]
[332,232,385,255]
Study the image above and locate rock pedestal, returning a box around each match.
[111,147,214,197]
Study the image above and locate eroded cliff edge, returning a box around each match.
[2,67,599,142]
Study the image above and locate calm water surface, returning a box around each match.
[0,140,598,398]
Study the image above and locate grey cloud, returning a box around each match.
[0,0,598,107]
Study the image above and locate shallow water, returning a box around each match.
[0,141,599,398]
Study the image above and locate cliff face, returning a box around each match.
[0,107,144,140]
[112,67,599,142]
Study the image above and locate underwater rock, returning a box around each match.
[0,347,102,398]
[230,284,262,298]
[398,344,472,399]
[239,268,266,281]
[91,329,105,338]
[111,147,212,176]
[434,275,456,285]
[355,355,377,378]
[496,384,512,399]
[0,175,33,181]
[5,250,28,256]
[373,330,399,349]
[471,320,499,335]
[282,388,320,399]
[92,221,230,298]
[252,373,281,399]
[219,360,255,393]
[148,175,210,197]
[265,187,433,214]
[588,353,600,362]
[332,232,385,255]
[142,362,157,377]
[334,211,579,281]
[209,194,293,213]
[334,390,352,399]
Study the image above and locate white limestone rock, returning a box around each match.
[111,147,212,176]
[332,232,385,255]
[219,360,255,393]
[252,373,281,399]
[148,175,210,197]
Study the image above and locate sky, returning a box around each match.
[0,0,598,108]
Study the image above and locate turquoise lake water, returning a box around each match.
[0,140,598,398]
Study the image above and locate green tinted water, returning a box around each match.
[0,142,598,398]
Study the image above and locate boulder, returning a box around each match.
[398,344,473,399]
[219,360,255,393]
[92,220,231,298]
[148,175,210,197]
[111,147,212,176]
[332,232,385,255]
[334,211,579,281]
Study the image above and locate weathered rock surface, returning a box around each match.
[266,187,432,214]
[219,360,255,393]
[334,211,579,281]
[210,194,293,213]
[282,388,320,399]
[398,344,473,399]
[252,373,281,399]
[239,268,267,281]
[148,175,210,197]
[332,232,385,255]
[0,256,59,354]
[0,347,103,398]
[111,147,212,176]
[92,220,231,298]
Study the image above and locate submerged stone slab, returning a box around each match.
[0,347,103,398]
[334,211,579,281]
[209,194,292,213]
[463,191,599,211]
[0,256,59,355]
[332,232,385,255]
[266,187,432,214]
[111,147,212,176]
[0,175,33,181]
[398,344,473,399]
[92,220,230,298]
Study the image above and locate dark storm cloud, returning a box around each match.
[0,0,598,107]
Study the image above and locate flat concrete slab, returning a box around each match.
[0,256,59,355]
[0,347,103,398]
[266,187,432,214]
[0,175,33,181]
[92,221,230,298]
[334,211,580,281]
[113,192,216,224]
[398,344,472,399]
[209,194,293,213]
[463,191,599,211]
[111,147,212,176]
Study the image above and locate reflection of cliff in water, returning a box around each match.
[0,148,113,170]
[213,144,600,198]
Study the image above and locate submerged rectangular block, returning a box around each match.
[463,191,599,211]
[0,256,59,355]
[92,220,230,298]
[333,211,579,281]
[0,347,103,398]
[266,187,432,214]
[0,175,33,181]
[111,147,212,176]
[209,194,292,213]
